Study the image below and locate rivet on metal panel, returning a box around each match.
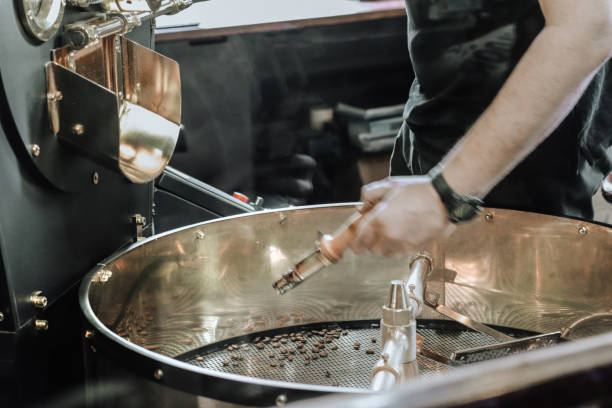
[30,291,48,309]
[0,312,4,322]
[72,123,84,136]
[275,394,287,406]
[31,144,40,157]
[84,330,94,339]
[92,171,100,185]
[484,212,494,222]
[195,231,205,240]
[153,369,164,380]
[578,226,588,236]
[35,320,49,331]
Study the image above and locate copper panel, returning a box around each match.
[122,36,181,125]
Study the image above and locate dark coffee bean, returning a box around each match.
[280,349,287,354]
[312,347,319,353]
[196,356,204,361]
[320,351,328,357]
[270,362,277,367]
[256,343,264,349]
[366,349,375,354]
[272,342,281,348]
[331,345,338,350]
[325,371,331,377]
[280,339,288,344]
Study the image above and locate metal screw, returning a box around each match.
[92,172,99,185]
[195,231,205,240]
[275,394,287,407]
[31,144,40,157]
[485,212,494,222]
[153,369,164,380]
[84,330,94,339]
[0,312,4,322]
[35,320,49,331]
[72,123,84,136]
[31,292,47,309]
[578,226,588,236]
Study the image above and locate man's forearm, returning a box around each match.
[441,17,612,198]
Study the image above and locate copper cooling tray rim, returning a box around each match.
[79,204,612,407]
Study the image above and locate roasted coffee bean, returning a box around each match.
[307,332,313,337]
[227,346,234,351]
[331,345,338,350]
[256,343,264,349]
[299,349,307,354]
[304,361,310,366]
[325,371,331,378]
[366,349,375,355]
[354,342,361,347]
[241,344,249,349]
[253,337,261,343]
[196,356,204,361]
[269,353,275,358]
[232,362,239,367]
[371,338,377,343]
[222,361,230,366]
[270,362,277,367]
[280,339,288,344]
[272,342,281,348]
[320,351,328,357]
[278,355,285,360]
[281,333,289,338]
[312,354,319,360]
[280,349,287,354]
[342,330,349,335]
[287,355,294,361]
[312,347,319,353]
[353,345,360,350]
[319,344,325,349]
[289,349,296,354]
[279,362,285,367]
[263,337,271,343]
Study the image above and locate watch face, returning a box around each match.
[450,199,481,223]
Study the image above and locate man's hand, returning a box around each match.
[350,176,452,257]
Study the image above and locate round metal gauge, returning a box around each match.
[17,0,65,42]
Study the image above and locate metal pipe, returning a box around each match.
[371,331,410,391]
[64,0,202,49]
[405,254,432,316]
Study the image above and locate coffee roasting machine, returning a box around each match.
[1,1,612,407]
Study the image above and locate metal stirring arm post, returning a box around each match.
[370,254,432,391]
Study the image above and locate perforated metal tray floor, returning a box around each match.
[177,320,537,389]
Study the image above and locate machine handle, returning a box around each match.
[319,211,363,262]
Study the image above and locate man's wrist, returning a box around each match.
[427,166,484,224]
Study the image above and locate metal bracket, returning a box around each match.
[132,213,146,241]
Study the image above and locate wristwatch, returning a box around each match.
[428,167,483,224]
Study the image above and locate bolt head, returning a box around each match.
[0,312,4,322]
[578,226,588,236]
[31,144,40,157]
[153,369,164,380]
[35,320,49,331]
[72,123,84,136]
[485,213,494,222]
[92,171,100,185]
[275,394,287,406]
[195,231,205,240]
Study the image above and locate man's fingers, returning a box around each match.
[359,179,393,213]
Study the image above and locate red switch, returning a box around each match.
[233,192,249,203]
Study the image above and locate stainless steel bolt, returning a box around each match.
[485,212,494,222]
[31,144,40,157]
[92,171,100,185]
[35,320,49,331]
[31,293,47,309]
[0,312,4,322]
[578,226,588,236]
[153,369,164,380]
[195,231,205,240]
[72,123,84,136]
[275,394,287,407]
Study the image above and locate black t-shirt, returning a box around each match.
[391,0,612,219]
